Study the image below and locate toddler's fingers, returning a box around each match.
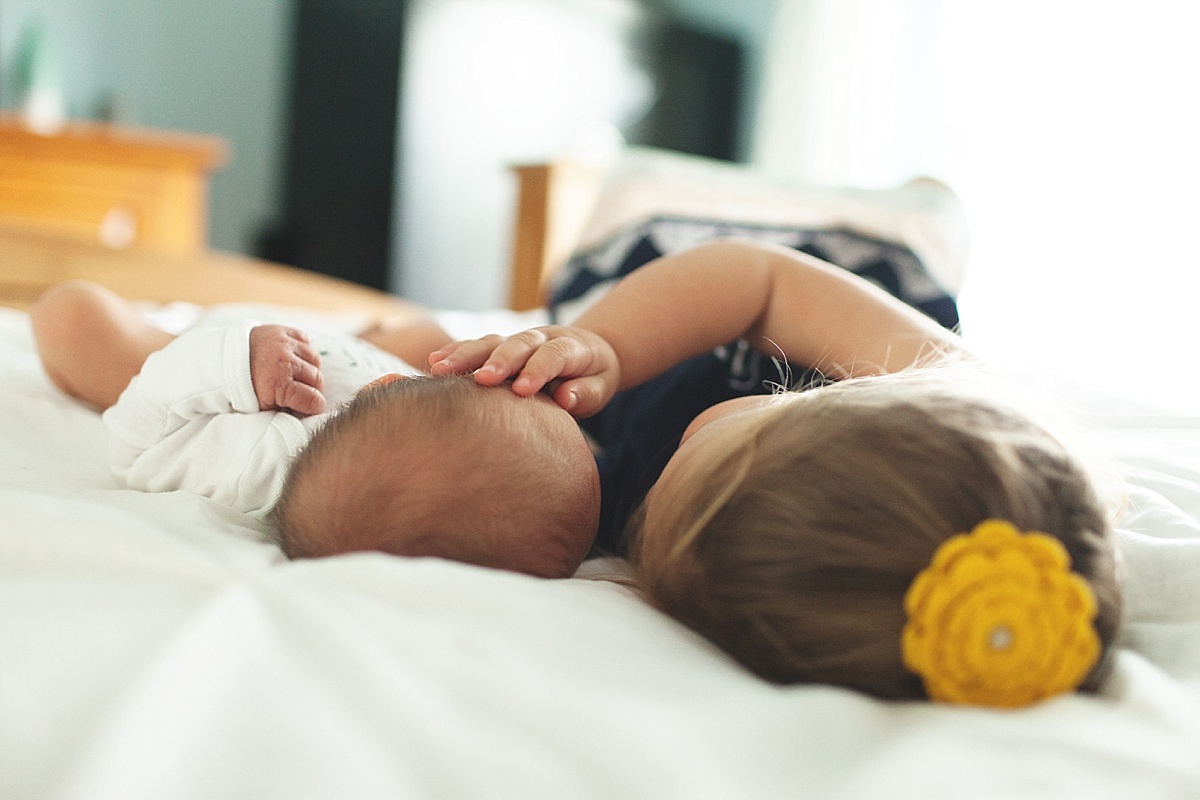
[427,338,481,366]
[427,342,457,366]
[472,329,551,387]
[509,335,593,397]
[552,376,609,418]
[429,335,506,375]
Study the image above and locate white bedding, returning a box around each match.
[2,305,1199,800]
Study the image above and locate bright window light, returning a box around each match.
[925,1,1200,412]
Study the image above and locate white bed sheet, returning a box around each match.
[2,305,1199,800]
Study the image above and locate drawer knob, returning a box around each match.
[99,206,137,249]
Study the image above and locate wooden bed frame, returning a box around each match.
[507,162,605,310]
[0,161,596,316]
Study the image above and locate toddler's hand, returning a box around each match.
[428,326,619,418]
[249,325,326,416]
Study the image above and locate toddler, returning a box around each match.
[434,237,1123,707]
[31,281,599,579]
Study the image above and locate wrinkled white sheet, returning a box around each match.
[2,306,1198,800]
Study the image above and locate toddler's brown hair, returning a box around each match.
[631,370,1123,700]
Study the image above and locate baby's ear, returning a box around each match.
[361,373,407,392]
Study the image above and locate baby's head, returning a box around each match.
[631,368,1123,704]
[273,375,600,578]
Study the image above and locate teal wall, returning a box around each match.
[1,0,290,254]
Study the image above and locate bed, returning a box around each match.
[3,148,1199,798]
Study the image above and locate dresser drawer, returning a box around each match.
[0,116,227,254]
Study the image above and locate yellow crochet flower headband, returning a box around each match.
[901,519,1101,708]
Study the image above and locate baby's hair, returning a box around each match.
[273,375,599,579]
[630,367,1123,700]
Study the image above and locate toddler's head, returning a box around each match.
[273,375,600,578]
[631,368,1123,704]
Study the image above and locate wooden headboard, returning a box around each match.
[507,161,607,311]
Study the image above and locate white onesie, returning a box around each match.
[102,319,418,518]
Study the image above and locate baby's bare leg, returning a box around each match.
[30,281,174,409]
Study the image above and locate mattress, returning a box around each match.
[2,305,1198,799]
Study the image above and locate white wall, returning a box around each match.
[393,0,651,310]
[751,0,1200,411]
[751,0,942,186]
[923,1,1200,411]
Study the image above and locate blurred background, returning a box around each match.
[1,0,1197,410]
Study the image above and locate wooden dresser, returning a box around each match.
[0,115,228,255]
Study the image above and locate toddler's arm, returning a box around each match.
[432,239,967,416]
[571,238,965,384]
